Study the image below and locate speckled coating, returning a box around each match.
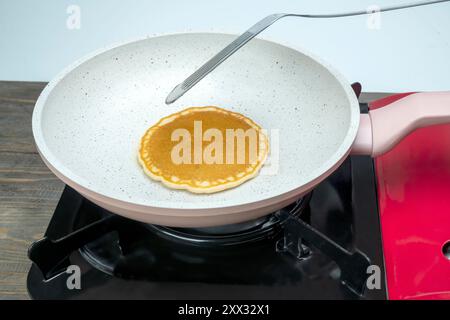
[32,33,360,227]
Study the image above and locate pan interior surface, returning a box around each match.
[33,33,359,210]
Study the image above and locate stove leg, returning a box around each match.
[28,215,121,280]
[279,211,371,296]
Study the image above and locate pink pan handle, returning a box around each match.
[352,92,450,156]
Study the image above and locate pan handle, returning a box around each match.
[351,92,450,156]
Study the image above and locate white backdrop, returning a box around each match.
[1,0,449,92]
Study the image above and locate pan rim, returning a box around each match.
[32,31,360,213]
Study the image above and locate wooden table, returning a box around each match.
[0,80,389,299]
[0,81,65,299]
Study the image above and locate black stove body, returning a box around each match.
[27,103,387,300]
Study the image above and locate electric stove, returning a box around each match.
[26,93,450,300]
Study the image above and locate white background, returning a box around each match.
[1,0,449,92]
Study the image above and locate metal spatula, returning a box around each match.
[165,0,449,104]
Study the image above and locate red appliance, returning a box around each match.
[371,94,450,300]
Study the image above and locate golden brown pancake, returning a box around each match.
[138,106,269,193]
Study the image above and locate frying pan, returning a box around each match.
[32,33,450,227]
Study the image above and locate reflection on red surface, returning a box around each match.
[371,93,450,300]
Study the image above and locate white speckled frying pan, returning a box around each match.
[33,33,450,227]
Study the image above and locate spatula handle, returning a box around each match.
[166,0,450,104]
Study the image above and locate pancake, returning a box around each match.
[138,106,269,193]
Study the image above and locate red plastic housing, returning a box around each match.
[370,94,450,300]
